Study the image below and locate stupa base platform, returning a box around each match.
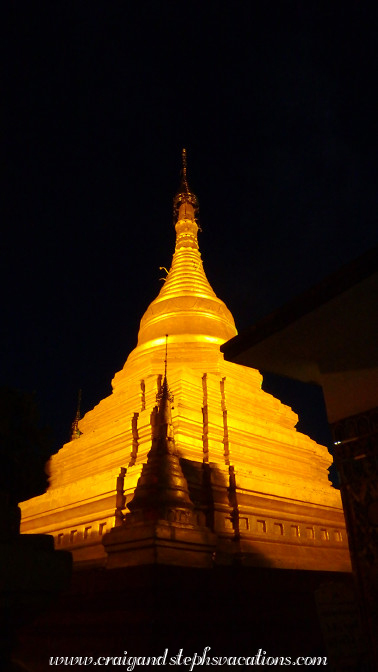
[103,519,217,568]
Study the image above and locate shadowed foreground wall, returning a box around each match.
[16,564,361,671]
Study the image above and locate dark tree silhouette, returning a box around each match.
[0,387,53,506]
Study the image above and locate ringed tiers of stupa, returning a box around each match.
[21,151,351,573]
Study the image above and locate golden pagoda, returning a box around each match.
[20,150,351,574]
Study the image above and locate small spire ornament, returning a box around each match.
[70,389,82,440]
[173,148,199,221]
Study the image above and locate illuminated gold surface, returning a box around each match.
[138,201,237,348]
[20,160,351,572]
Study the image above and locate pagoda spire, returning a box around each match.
[173,148,199,221]
[104,349,217,567]
[136,150,237,349]
[104,338,217,567]
[127,356,194,522]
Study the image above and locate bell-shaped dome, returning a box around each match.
[137,157,237,349]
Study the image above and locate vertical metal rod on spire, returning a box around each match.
[164,334,168,380]
[182,148,188,190]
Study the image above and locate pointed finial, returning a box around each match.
[162,335,171,401]
[173,148,199,221]
[70,389,82,440]
[182,148,189,192]
[157,335,173,405]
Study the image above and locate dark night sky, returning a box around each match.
[3,2,378,451]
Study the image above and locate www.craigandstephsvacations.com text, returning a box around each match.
[49,647,327,668]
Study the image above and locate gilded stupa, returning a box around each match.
[21,150,351,573]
